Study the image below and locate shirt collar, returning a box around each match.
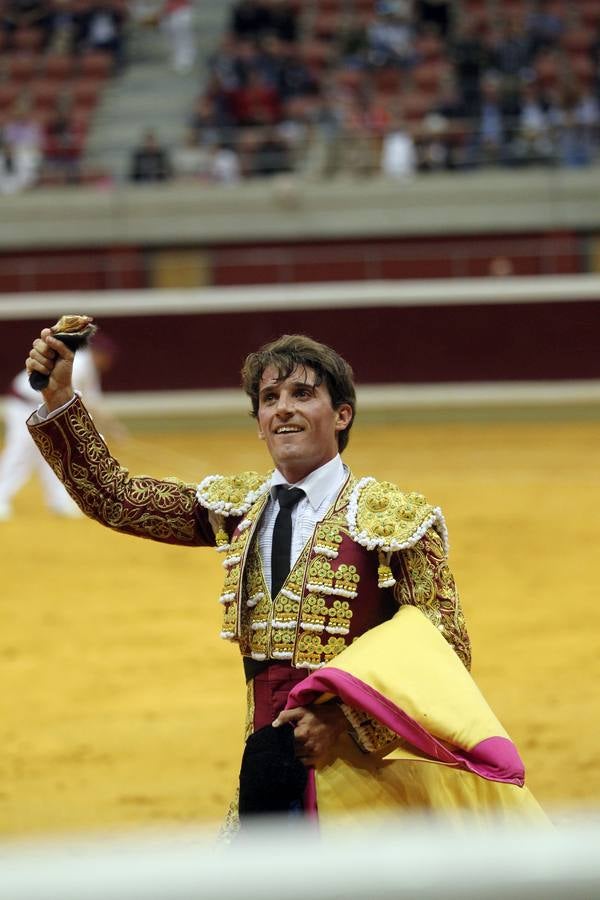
[270,455,346,512]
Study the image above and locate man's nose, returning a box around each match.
[275,392,294,414]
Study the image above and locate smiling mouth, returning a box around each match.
[274,426,303,435]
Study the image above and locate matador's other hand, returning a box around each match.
[273,703,347,768]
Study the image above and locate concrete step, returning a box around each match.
[83,0,237,179]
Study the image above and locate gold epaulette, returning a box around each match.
[196,472,270,517]
[347,477,448,554]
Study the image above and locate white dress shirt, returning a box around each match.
[257,454,347,593]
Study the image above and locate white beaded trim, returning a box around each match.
[222,554,241,569]
[306,583,358,599]
[251,621,268,631]
[314,546,339,559]
[219,592,235,604]
[272,650,293,659]
[196,474,269,517]
[296,660,325,670]
[280,588,301,603]
[300,621,324,633]
[378,577,396,589]
[325,625,350,635]
[246,591,265,608]
[220,630,235,640]
[272,619,295,629]
[251,652,267,661]
[346,476,449,554]
[238,518,252,532]
[215,543,232,554]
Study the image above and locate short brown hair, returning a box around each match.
[241,334,356,452]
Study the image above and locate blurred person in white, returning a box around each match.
[0,333,119,521]
[2,97,42,188]
[381,114,416,178]
[172,128,213,181]
[161,0,196,73]
[0,137,35,194]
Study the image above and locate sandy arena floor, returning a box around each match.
[1,416,599,836]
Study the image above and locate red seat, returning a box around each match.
[561,27,594,55]
[311,12,341,41]
[372,65,403,95]
[79,51,114,80]
[6,53,40,82]
[580,0,600,28]
[570,54,596,86]
[300,39,335,72]
[412,61,448,95]
[414,32,445,63]
[534,52,560,90]
[13,28,45,53]
[43,54,75,82]
[29,80,64,112]
[69,79,102,110]
[401,91,432,124]
[314,0,345,11]
[0,82,22,111]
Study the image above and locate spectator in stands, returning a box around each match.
[469,73,509,167]
[0,136,35,194]
[172,127,212,181]
[415,0,451,38]
[526,0,566,55]
[551,84,600,168]
[260,37,318,102]
[263,0,298,45]
[253,125,291,176]
[75,1,126,71]
[300,90,343,179]
[450,17,491,120]
[231,70,281,127]
[380,113,416,178]
[336,11,369,66]
[335,94,378,177]
[2,97,42,187]
[161,0,196,73]
[511,80,554,166]
[208,143,241,184]
[189,95,226,147]
[129,130,172,182]
[367,0,417,69]
[229,0,270,42]
[43,108,85,183]
[0,0,54,48]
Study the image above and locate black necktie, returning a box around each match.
[271,486,305,599]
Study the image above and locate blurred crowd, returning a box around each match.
[143,0,599,186]
[0,0,127,191]
[2,0,600,192]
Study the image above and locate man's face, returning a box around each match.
[257,364,352,483]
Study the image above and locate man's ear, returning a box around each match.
[334,403,353,432]
[257,424,265,440]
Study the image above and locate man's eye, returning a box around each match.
[296,388,311,398]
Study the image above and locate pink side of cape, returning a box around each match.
[288,667,525,787]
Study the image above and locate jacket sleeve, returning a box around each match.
[27,395,216,547]
[392,526,471,670]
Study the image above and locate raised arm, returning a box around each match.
[25,323,216,548]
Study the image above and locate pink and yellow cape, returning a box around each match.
[287,606,547,827]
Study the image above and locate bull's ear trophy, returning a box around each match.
[29,315,97,391]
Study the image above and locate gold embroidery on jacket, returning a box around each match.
[394,527,471,670]
[30,401,200,544]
